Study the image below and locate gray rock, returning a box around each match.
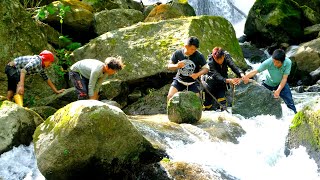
[0,101,44,154]
[232,81,282,118]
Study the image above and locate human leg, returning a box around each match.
[7,90,14,101]
[5,65,19,102]
[280,83,297,113]
[214,88,227,111]
[69,71,89,100]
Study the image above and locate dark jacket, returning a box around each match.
[206,52,243,88]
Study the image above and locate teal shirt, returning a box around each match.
[257,57,292,87]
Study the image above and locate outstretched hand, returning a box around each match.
[242,76,250,84]
[56,89,65,94]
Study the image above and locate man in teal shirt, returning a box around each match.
[243,49,297,113]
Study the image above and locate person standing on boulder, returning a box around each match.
[242,49,297,114]
[69,57,124,100]
[167,36,209,101]
[5,50,65,106]
[203,47,244,111]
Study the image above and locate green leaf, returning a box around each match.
[47,5,57,15]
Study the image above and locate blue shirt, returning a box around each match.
[257,57,292,87]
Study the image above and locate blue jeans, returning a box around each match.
[262,82,297,113]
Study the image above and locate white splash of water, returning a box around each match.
[0,144,44,180]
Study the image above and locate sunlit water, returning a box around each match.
[2,1,320,180]
[1,93,319,180]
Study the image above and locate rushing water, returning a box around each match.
[1,93,319,180]
[1,1,320,180]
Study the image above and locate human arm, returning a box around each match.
[47,79,65,94]
[16,69,27,95]
[190,64,209,79]
[242,70,259,84]
[273,75,288,98]
[88,66,105,100]
[167,61,185,71]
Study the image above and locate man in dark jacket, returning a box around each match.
[203,47,244,110]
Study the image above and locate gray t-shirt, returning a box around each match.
[70,59,108,97]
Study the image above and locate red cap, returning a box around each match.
[39,50,54,62]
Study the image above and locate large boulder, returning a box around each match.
[42,0,95,43]
[244,0,304,47]
[33,100,163,179]
[0,101,44,155]
[0,0,54,96]
[285,97,320,169]
[94,9,144,35]
[72,15,247,83]
[82,0,143,12]
[144,2,195,22]
[167,91,202,124]
[288,38,320,75]
[232,81,282,118]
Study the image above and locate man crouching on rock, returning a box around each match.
[5,50,65,106]
[69,57,124,100]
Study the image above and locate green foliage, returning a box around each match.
[54,36,81,79]
[35,4,57,21]
[35,3,71,34]
[58,5,71,24]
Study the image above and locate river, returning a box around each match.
[1,0,319,179]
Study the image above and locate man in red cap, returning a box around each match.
[4,50,65,106]
[203,47,244,111]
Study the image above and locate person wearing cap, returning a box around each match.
[242,49,297,114]
[167,36,209,101]
[203,47,244,111]
[4,50,65,106]
[69,57,124,100]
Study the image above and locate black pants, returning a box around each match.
[203,83,227,110]
[69,71,89,100]
[5,65,20,92]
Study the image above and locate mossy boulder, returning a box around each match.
[82,0,143,12]
[33,100,163,179]
[285,97,320,169]
[144,2,195,22]
[232,81,282,118]
[42,0,94,40]
[167,91,202,124]
[293,0,320,14]
[72,15,246,83]
[94,8,144,35]
[0,101,44,155]
[244,0,304,47]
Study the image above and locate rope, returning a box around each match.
[196,79,230,113]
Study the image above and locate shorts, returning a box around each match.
[5,65,20,92]
[171,79,200,93]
